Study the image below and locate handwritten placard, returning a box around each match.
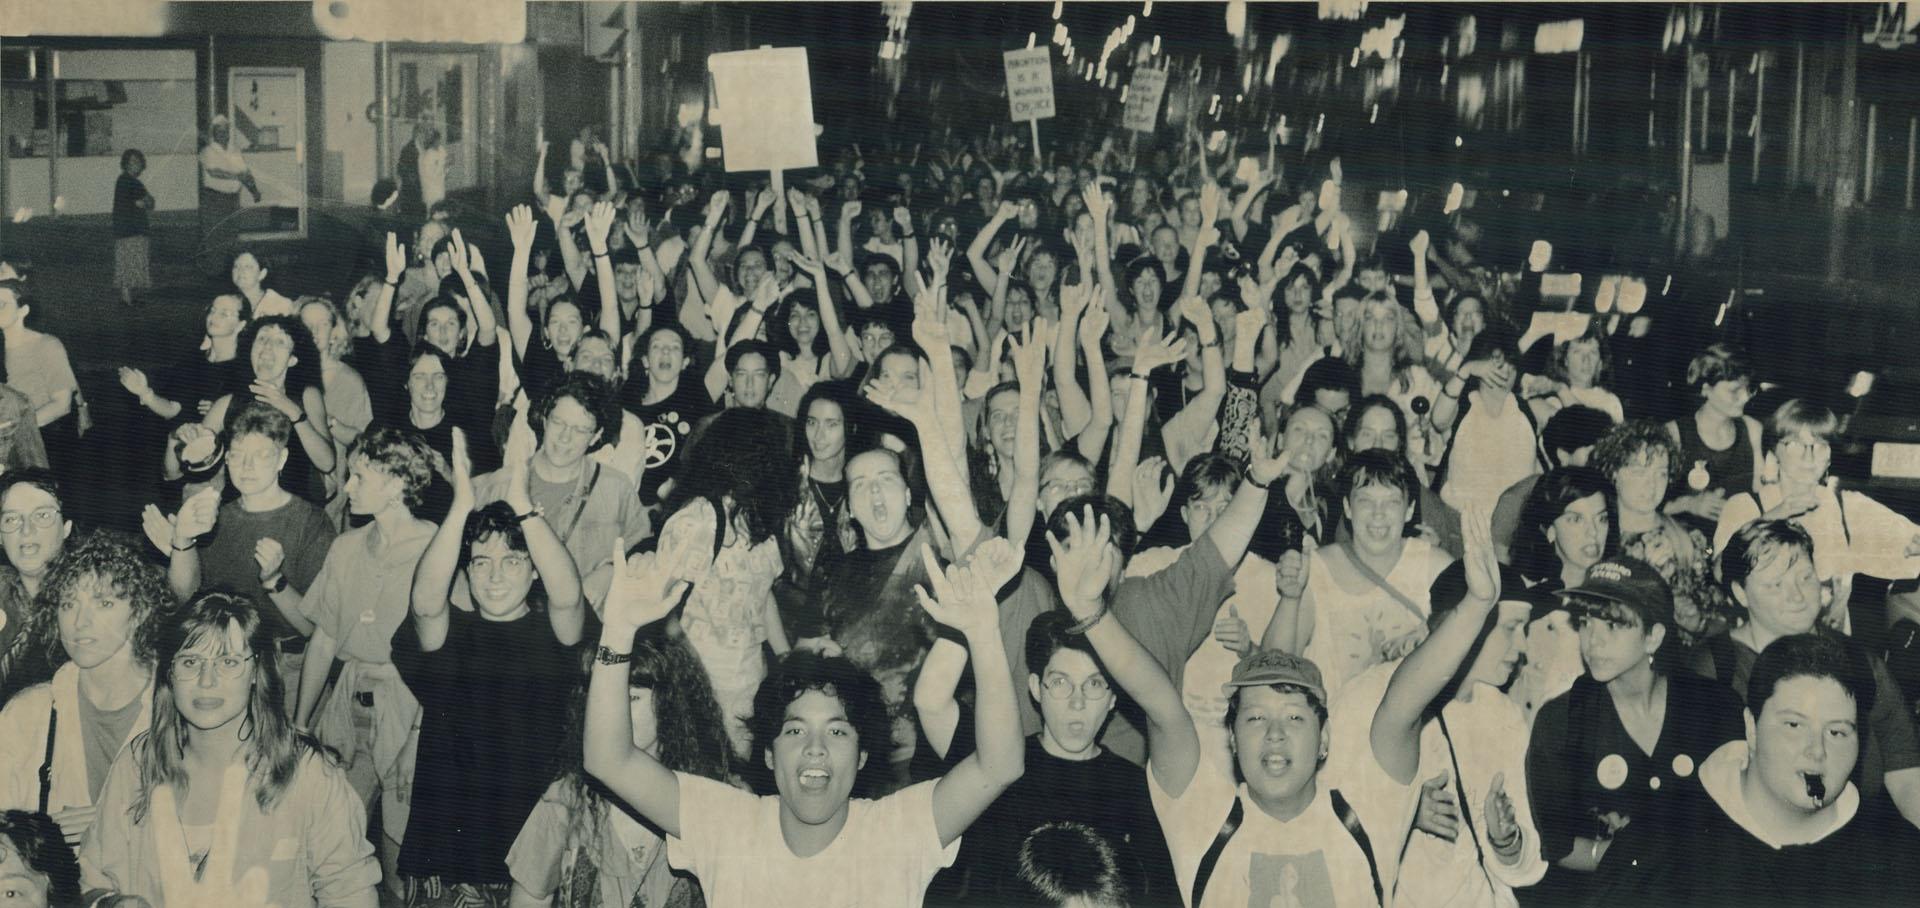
[1124,67,1167,133]
[708,47,819,172]
[1003,47,1056,122]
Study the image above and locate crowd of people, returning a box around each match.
[0,105,1916,908]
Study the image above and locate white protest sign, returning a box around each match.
[1124,67,1167,132]
[708,47,819,172]
[1003,47,1056,121]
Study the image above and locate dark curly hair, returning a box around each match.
[748,650,892,798]
[234,314,324,399]
[1511,466,1618,586]
[662,408,799,549]
[31,530,171,670]
[1590,419,1683,485]
[531,371,619,455]
[0,809,82,907]
[347,428,437,514]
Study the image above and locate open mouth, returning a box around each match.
[1259,753,1292,776]
[797,768,832,792]
[1801,771,1827,806]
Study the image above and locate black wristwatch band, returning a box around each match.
[595,645,632,666]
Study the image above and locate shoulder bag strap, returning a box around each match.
[1437,712,1500,894]
[1334,541,1430,625]
[1190,797,1244,908]
[1330,788,1386,907]
[38,704,57,814]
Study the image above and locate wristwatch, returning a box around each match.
[595,645,632,666]
[263,573,288,594]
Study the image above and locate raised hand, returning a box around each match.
[1410,229,1431,259]
[603,541,691,634]
[1175,295,1213,335]
[751,188,776,219]
[1009,326,1048,390]
[1198,180,1223,228]
[995,199,1021,222]
[1276,536,1316,600]
[841,199,864,223]
[140,504,176,555]
[624,204,652,248]
[1059,279,1092,325]
[1078,298,1110,348]
[964,535,1024,593]
[384,231,408,283]
[1082,183,1111,222]
[1130,326,1189,375]
[174,487,219,548]
[448,229,474,277]
[584,200,619,252]
[1213,605,1254,656]
[865,381,933,427]
[1047,505,1118,613]
[543,193,568,225]
[787,186,810,214]
[118,367,153,400]
[1460,504,1500,604]
[914,543,1001,638]
[1233,308,1267,345]
[449,426,476,507]
[1132,455,1176,531]
[254,537,285,582]
[926,236,954,286]
[892,205,914,232]
[704,190,730,225]
[912,285,951,349]
[1245,424,1291,487]
[505,205,538,251]
[996,235,1028,275]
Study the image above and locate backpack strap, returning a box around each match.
[1190,798,1243,908]
[37,704,57,815]
[1331,788,1386,907]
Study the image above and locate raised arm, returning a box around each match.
[532,135,551,200]
[1075,302,1114,464]
[1002,329,1047,550]
[911,638,968,760]
[373,233,404,344]
[867,378,985,555]
[408,428,477,653]
[1371,510,1501,784]
[1203,423,1286,566]
[921,539,1025,846]
[584,201,622,341]
[1082,186,1127,330]
[119,367,184,422]
[688,192,729,305]
[584,539,693,838]
[791,252,856,379]
[504,429,584,644]
[1052,506,1201,797]
[504,205,538,356]
[448,229,499,347]
[1104,329,1187,506]
[914,240,969,464]
[968,201,1018,289]
[1052,282,1094,437]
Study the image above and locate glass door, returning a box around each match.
[228,66,306,239]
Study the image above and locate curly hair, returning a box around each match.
[133,591,336,824]
[347,428,437,514]
[236,315,324,399]
[532,371,619,455]
[1017,821,1132,908]
[766,293,832,360]
[663,408,799,549]
[749,650,892,798]
[31,530,171,670]
[1591,419,1683,485]
[0,809,82,907]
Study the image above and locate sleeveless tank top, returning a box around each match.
[1672,413,1754,499]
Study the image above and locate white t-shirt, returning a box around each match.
[667,773,959,908]
[1327,662,1547,908]
[1442,391,1540,519]
[1302,538,1454,704]
[1149,754,1398,908]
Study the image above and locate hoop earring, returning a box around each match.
[238,710,255,742]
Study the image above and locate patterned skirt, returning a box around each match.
[114,234,152,290]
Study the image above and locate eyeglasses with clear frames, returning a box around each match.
[0,507,59,536]
[1042,674,1112,700]
[172,653,254,681]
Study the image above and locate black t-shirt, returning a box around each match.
[390,606,578,884]
[809,534,936,684]
[348,334,410,429]
[157,355,244,427]
[929,734,1180,907]
[1676,788,1917,908]
[622,378,715,505]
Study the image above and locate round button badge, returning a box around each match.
[1597,753,1629,790]
[1672,754,1695,778]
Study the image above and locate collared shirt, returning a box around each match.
[200,140,249,195]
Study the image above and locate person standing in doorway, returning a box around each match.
[112,149,155,308]
[199,115,260,243]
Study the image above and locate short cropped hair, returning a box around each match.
[1686,343,1751,390]
[1542,405,1615,466]
[1718,519,1817,624]
[1748,632,1873,720]
[1764,399,1839,452]
[347,428,437,513]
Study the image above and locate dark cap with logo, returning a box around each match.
[1559,555,1674,627]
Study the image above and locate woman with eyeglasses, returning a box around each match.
[1711,399,1920,637]
[0,531,166,850]
[80,591,379,907]
[0,471,69,705]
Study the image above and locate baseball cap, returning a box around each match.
[1559,556,1673,627]
[1223,648,1326,707]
